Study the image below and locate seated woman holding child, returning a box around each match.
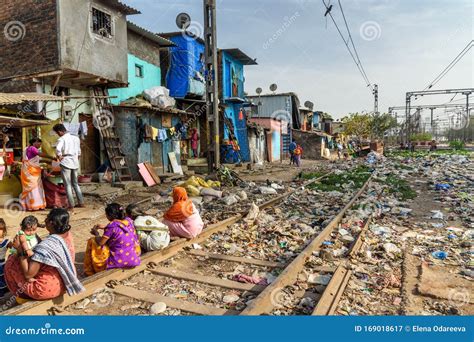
[84,203,141,276]
[4,209,83,302]
[162,187,204,239]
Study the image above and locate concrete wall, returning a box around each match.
[109,54,161,104]
[0,0,59,79]
[58,0,128,83]
[127,30,160,66]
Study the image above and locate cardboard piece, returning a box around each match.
[162,114,172,128]
[138,163,156,187]
[168,152,183,175]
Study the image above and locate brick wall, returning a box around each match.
[0,0,59,80]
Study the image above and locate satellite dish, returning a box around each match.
[269,84,278,92]
[256,87,262,95]
[176,13,191,30]
[304,101,314,110]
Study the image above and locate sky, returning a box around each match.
[122,0,473,120]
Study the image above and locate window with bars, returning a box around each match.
[92,8,112,38]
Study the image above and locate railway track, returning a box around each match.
[3,169,374,316]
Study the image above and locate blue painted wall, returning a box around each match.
[166,35,205,98]
[221,51,249,162]
[110,54,161,105]
[222,51,245,99]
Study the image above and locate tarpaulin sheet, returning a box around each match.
[166,36,205,98]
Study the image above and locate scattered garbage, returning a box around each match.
[307,274,332,285]
[150,302,167,315]
[223,294,240,304]
[258,186,278,195]
[431,210,444,220]
[383,242,401,255]
[232,274,268,285]
[431,251,448,260]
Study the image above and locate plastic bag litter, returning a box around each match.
[383,243,401,255]
[370,225,391,236]
[185,184,200,197]
[270,183,284,190]
[308,274,331,285]
[259,186,278,195]
[237,190,248,200]
[143,86,176,109]
[185,176,220,189]
[221,194,240,206]
[200,188,223,198]
[245,203,260,223]
[431,210,444,220]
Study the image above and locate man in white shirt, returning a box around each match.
[54,124,84,209]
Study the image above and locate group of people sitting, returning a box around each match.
[0,186,204,303]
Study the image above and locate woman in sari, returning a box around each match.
[84,203,141,276]
[162,187,204,239]
[20,138,51,211]
[4,208,83,302]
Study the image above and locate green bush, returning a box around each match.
[411,133,432,142]
[449,141,465,150]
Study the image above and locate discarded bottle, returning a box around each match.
[431,251,448,260]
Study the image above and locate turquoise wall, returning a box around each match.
[222,51,245,99]
[110,54,161,105]
[272,130,281,161]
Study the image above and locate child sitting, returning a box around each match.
[9,216,41,258]
[0,219,9,296]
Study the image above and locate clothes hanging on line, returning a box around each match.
[151,127,159,141]
[157,129,168,143]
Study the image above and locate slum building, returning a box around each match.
[0,0,141,193]
[218,48,258,163]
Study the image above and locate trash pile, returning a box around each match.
[335,150,474,315]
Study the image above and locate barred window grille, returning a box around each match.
[92,8,112,38]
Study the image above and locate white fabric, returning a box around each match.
[56,132,81,169]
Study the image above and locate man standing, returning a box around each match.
[289,139,297,165]
[53,124,84,210]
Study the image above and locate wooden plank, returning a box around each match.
[150,267,266,293]
[312,264,349,315]
[240,177,371,315]
[144,162,161,184]
[187,250,286,268]
[348,217,371,258]
[168,152,183,175]
[113,285,239,316]
[138,163,156,186]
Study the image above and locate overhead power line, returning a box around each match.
[423,40,473,91]
[337,0,372,90]
[322,0,373,91]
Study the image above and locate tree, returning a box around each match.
[342,113,372,139]
[370,113,398,140]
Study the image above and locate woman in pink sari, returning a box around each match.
[20,138,50,211]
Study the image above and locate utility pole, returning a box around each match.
[373,84,378,114]
[203,0,220,171]
[429,107,435,133]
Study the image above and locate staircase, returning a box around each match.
[90,87,133,182]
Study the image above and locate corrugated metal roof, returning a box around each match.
[103,0,141,15]
[0,93,64,105]
[127,22,176,47]
[221,49,258,65]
